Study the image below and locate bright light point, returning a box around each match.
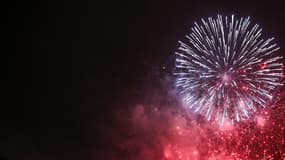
[256,116,266,127]
[220,73,232,86]
[239,100,245,107]
[219,120,234,131]
[261,63,267,69]
[265,111,268,115]
[193,150,199,156]
[241,86,249,91]
[164,145,172,159]
[222,73,230,82]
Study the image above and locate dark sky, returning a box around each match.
[4,0,285,159]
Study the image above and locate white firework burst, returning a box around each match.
[175,15,283,124]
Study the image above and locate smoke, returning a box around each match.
[93,99,223,160]
[93,73,285,160]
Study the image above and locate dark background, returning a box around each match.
[3,0,285,159]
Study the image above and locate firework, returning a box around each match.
[175,15,283,124]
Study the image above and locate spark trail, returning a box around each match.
[175,15,283,124]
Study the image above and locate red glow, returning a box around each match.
[256,116,266,127]
[241,85,249,91]
[100,99,285,160]
[219,120,234,131]
[222,73,231,86]
[164,145,173,159]
[260,63,267,69]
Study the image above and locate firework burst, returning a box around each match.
[175,15,283,124]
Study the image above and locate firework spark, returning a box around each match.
[95,90,285,160]
[175,14,283,124]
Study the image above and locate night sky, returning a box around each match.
[5,0,285,159]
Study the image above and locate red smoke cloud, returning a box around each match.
[94,90,285,160]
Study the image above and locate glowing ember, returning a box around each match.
[97,90,285,160]
[256,116,266,127]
